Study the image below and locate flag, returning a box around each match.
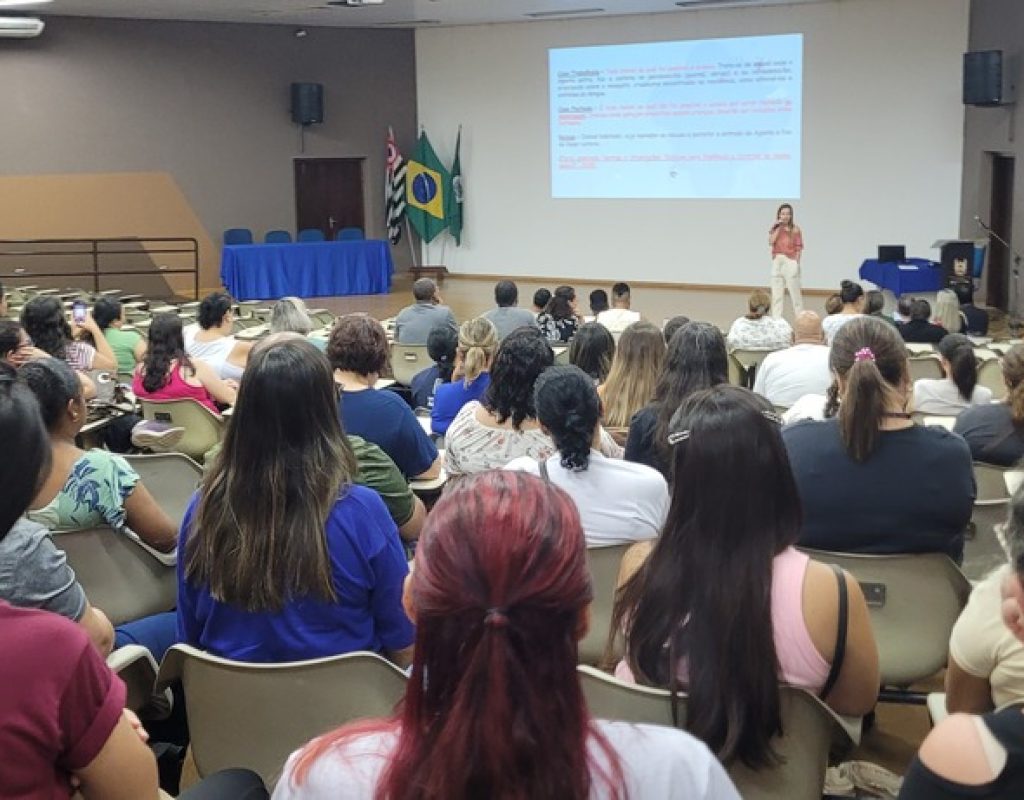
[405,131,450,244]
[385,127,406,245]
[445,128,463,246]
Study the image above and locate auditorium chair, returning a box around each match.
[223,228,254,246]
[156,645,408,788]
[51,526,176,626]
[553,345,571,366]
[306,308,335,328]
[138,398,225,462]
[107,645,166,716]
[977,357,1006,400]
[578,666,853,800]
[801,549,970,704]
[389,342,431,386]
[907,355,944,382]
[336,226,365,241]
[729,349,771,389]
[297,228,326,242]
[263,229,292,244]
[578,544,631,667]
[975,461,1012,506]
[124,453,203,529]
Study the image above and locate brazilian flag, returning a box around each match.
[406,131,450,244]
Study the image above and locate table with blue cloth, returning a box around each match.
[858,258,944,296]
[221,240,394,301]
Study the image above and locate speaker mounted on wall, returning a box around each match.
[291,82,324,125]
[963,51,1015,107]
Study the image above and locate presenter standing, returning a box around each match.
[769,203,804,318]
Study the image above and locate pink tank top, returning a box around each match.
[133,362,220,415]
[615,547,830,691]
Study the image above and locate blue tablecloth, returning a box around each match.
[221,241,394,301]
[859,258,944,296]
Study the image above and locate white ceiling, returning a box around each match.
[18,0,831,29]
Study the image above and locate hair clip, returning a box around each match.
[484,607,509,629]
[854,347,876,363]
[762,410,783,426]
[667,430,691,445]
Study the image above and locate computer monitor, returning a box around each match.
[878,245,906,263]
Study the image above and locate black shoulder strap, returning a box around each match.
[820,564,848,701]
[538,458,551,484]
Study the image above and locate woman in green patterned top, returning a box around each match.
[20,358,176,552]
[93,297,145,376]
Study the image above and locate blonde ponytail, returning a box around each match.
[459,318,498,385]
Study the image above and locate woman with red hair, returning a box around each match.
[273,471,738,800]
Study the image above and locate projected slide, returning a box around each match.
[549,34,803,199]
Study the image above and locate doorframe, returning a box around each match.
[292,156,368,238]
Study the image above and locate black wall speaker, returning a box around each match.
[964,51,1004,107]
[291,82,324,125]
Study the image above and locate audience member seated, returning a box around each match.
[945,489,1024,715]
[531,287,551,317]
[752,311,831,408]
[662,315,690,344]
[899,298,949,344]
[179,337,414,664]
[270,296,315,338]
[0,320,45,367]
[274,471,739,800]
[395,278,457,344]
[505,365,668,546]
[933,288,966,335]
[409,326,457,411]
[954,344,1024,466]
[22,358,176,550]
[821,280,865,345]
[613,386,879,769]
[955,282,990,336]
[589,288,609,317]
[898,533,1024,799]
[599,321,665,429]
[914,333,992,415]
[895,295,913,324]
[431,317,497,436]
[329,315,441,480]
[537,285,582,343]
[825,293,843,316]
[133,313,237,414]
[568,321,616,383]
[445,328,621,477]
[864,290,897,327]
[93,296,145,374]
[481,279,537,340]
[726,289,792,351]
[597,282,642,334]
[21,295,117,373]
[626,321,728,478]
[187,292,253,381]
[783,317,974,561]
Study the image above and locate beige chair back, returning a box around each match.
[975,462,1011,506]
[138,398,225,462]
[553,345,571,365]
[977,358,1006,400]
[107,645,160,713]
[124,453,203,528]
[907,356,944,382]
[578,666,851,800]
[389,342,431,386]
[156,645,408,786]
[801,549,970,688]
[52,526,176,626]
[579,544,630,666]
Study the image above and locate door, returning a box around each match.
[294,158,366,240]
[986,154,1014,312]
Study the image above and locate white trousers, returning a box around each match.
[771,254,803,318]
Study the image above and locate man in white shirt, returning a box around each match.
[753,311,831,408]
[596,282,642,334]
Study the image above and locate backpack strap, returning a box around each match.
[819,564,848,702]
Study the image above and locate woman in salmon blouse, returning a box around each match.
[769,203,804,319]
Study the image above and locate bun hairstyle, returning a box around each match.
[839,280,864,306]
[864,290,885,316]
[745,289,772,320]
[458,317,498,385]
[1003,345,1024,426]
[825,317,909,462]
[938,334,978,402]
[534,365,601,472]
[427,325,459,383]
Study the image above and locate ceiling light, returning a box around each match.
[524,8,605,18]
[0,0,52,6]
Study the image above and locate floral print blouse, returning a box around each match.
[27,450,139,532]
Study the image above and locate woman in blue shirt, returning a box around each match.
[177,335,415,666]
[431,317,497,436]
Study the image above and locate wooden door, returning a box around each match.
[986,154,1014,312]
[294,158,366,240]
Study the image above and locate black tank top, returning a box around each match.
[899,706,1024,799]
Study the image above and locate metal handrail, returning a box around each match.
[0,237,200,299]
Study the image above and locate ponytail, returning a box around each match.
[534,366,600,472]
[1003,345,1024,426]
[458,318,498,386]
[840,359,887,462]
[939,335,977,402]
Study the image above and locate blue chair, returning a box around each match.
[297,229,325,243]
[336,227,365,241]
[223,228,253,246]
[264,230,292,244]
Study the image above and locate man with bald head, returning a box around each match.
[752,310,831,408]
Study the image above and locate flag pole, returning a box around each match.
[405,218,418,267]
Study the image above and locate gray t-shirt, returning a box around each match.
[0,518,87,622]
[954,403,1024,467]
[394,303,457,345]
[482,306,538,340]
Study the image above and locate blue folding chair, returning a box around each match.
[223,228,253,246]
[297,229,325,243]
[264,230,292,244]
[336,227,365,241]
